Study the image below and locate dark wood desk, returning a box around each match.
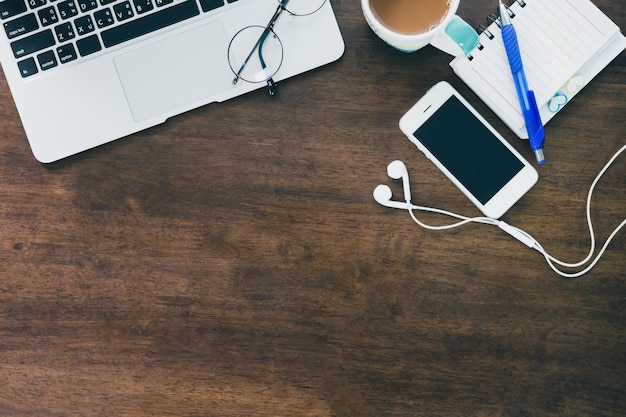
[1,1,624,416]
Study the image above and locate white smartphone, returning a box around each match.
[399,81,538,219]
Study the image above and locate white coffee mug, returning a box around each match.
[361,0,479,56]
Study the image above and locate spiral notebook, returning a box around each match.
[450,0,626,139]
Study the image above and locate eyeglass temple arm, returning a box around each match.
[232,3,284,90]
[260,2,290,95]
[255,29,277,96]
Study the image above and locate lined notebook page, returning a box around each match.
[450,0,624,138]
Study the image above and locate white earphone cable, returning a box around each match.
[408,204,499,230]
[403,144,625,277]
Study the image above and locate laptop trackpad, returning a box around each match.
[114,21,233,122]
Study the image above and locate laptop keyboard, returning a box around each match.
[1,0,239,78]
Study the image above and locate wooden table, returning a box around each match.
[1,1,624,415]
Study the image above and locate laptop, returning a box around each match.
[0,0,345,162]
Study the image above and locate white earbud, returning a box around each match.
[373,184,414,209]
[386,160,412,203]
[373,160,415,210]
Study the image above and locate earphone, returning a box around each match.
[374,184,413,210]
[374,144,626,277]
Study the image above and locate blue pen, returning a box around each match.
[498,0,545,164]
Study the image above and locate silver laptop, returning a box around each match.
[0,0,344,162]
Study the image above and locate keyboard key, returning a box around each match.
[1,0,28,19]
[10,28,55,58]
[76,33,100,55]
[76,0,97,12]
[199,0,222,13]
[133,0,153,14]
[154,0,173,7]
[3,13,39,39]
[37,5,58,26]
[113,1,133,21]
[101,0,199,48]
[26,0,46,9]
[57,42,77,62]
[57,0,78,19]
[17,56,38,77]
[54,21,74,41]
[37,49,57,69]
[74,14,94,34]
[93,7,113,28]
[99,0,116,5]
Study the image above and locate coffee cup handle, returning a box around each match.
[430,15,479,57]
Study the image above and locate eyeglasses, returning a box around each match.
[227,0,327,96]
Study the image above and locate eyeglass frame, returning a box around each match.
[228,0,328,96]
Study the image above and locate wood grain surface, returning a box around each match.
[1,1,624,416]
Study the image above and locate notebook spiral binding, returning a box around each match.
[468,0,525,61]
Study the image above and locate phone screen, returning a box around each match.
[413,95,525,204]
